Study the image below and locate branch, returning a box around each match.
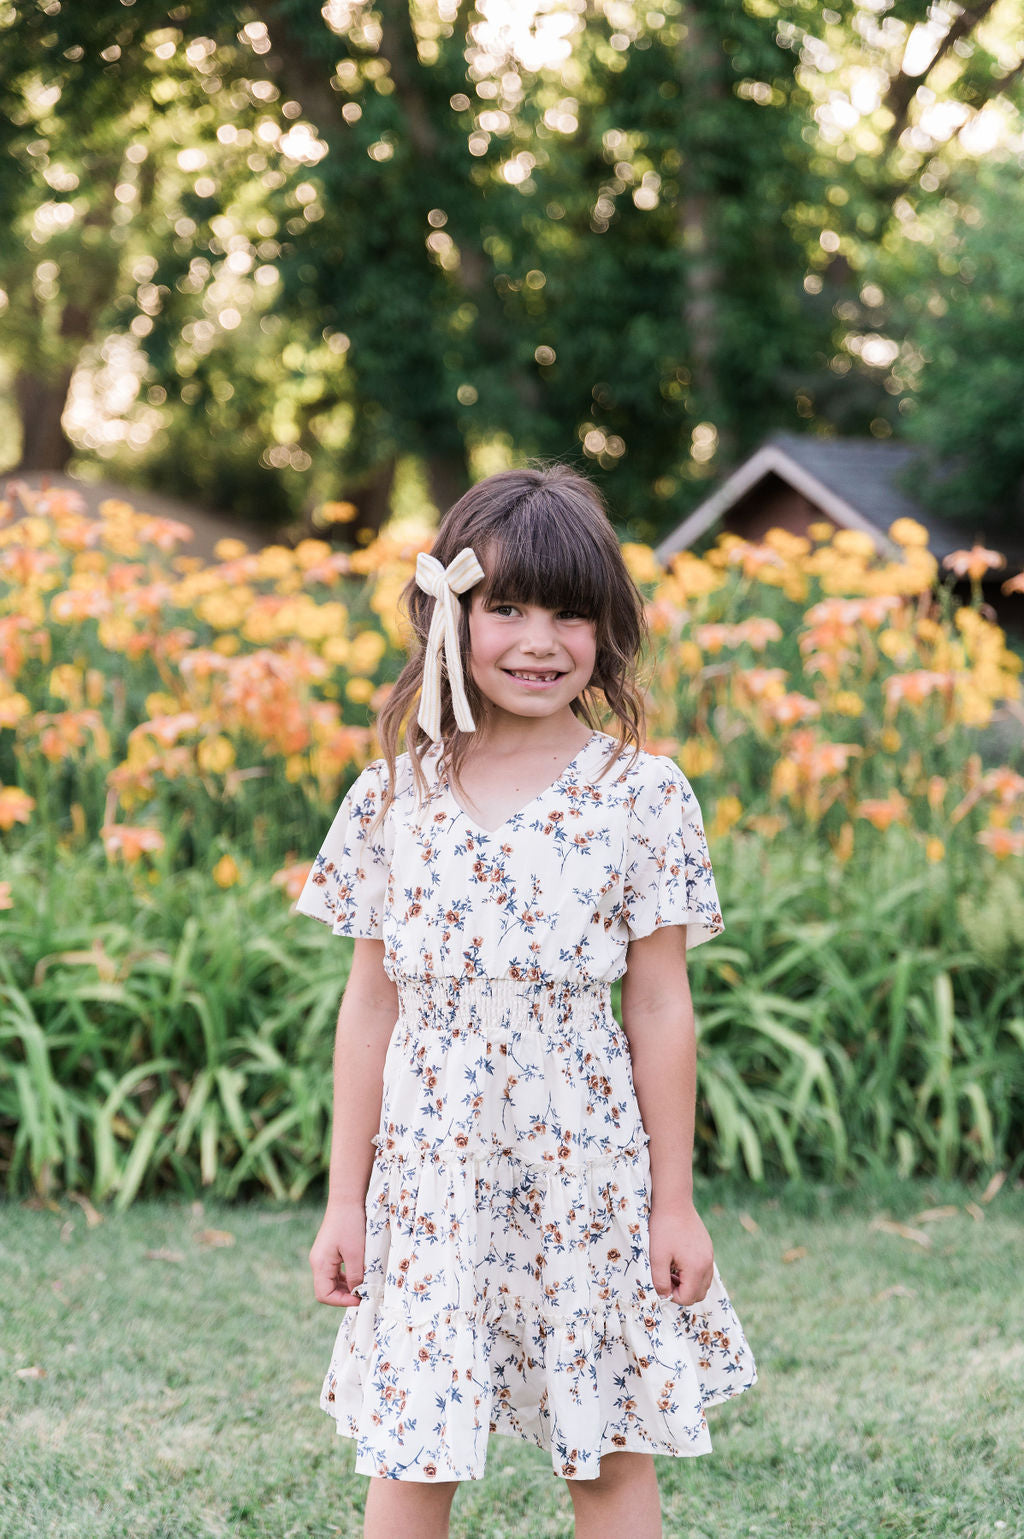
[883,0,1000,152]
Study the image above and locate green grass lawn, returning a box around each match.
[1,1179,1022,1539]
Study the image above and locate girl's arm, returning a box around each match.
[309,937,399,1307]
[620,923,715,1306]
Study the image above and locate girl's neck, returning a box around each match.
[466,709,593,761]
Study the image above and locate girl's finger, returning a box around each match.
[671,1263,713,1307]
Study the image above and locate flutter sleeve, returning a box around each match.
[294,758,392,938]
[622,758,725,949]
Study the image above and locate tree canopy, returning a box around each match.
[1,0,1021,542]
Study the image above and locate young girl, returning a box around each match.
[298,465,756,1539]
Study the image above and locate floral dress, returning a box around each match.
[296,729,757,1482]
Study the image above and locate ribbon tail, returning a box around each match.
[441,589,476,734]
[418,607,444,742]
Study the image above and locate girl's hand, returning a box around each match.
[309,1202,366,1307]
[649,1201,714,1307]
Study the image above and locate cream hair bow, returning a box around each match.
[415,547,485,742]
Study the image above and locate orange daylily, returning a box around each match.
[100,824,166,862]
[943,546,1005,580]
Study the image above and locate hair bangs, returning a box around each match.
[476,493,610,622]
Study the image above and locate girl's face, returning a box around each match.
[467,591,597,727]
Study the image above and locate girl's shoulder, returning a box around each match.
[590,732,693,793]
[351,745,444,807]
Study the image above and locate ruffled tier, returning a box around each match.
[321,1276,755,1481]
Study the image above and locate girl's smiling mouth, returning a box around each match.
[503,669,564,684]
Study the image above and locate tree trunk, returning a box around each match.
[13,369,75,471]
[677,5,732,467]
[425,452,470,517]
[350,457,397,547]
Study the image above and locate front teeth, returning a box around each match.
[509,670,559,681]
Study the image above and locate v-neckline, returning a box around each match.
[444,731,604,837]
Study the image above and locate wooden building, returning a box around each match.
[654,433,1024,637]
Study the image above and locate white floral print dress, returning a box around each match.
[296,729,756,1482]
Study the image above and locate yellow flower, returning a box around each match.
[832,529,878,559]
[284,754,307,782]
[678,738,715,778]
[833,822,854,863]
[665,551,722,599]
[49,663,83,705]
[318,500,358,524]
[293,598,348,642]
[145,692,180,719]
[371,572,413,645]
[197,735,236,774]
[620,543,662,585]
[888,517,930,548]
[0,785,35,829]
[322,635,350,666]
[0,692,30,728]
[959,690,993,728]
[197,592,250,630]
[85,668,105,707]
[212,853,240,888]
[808,520,838,543]
[925,837,945,863]
[214,634,240,655]
[771,759,799,800]
[878,628,913,664]
[97,617,137,651]
[254,545,296,581]
[345,677,375,704]
[350,629,387,674]
[833,691,864,717]
[880,727,901,752]
[747,814,786,839]
[763,528,811,560]
[710,794,742,839]
[678,641,703,675]
[214,538,250,561]
[293,538,333,568]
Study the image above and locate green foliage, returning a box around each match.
[4,0,1019,540]
[892,162,1024,534]
[2,825,1021,1207]
[0,846,349,1206]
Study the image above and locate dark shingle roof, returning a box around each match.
[767,432,930,531]
[655,433,1024,569]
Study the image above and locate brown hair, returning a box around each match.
[372,463,652,826]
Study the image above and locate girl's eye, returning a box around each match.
[489,603,590,621]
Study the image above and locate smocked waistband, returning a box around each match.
[393,973,611,997]
[392,973,613,1029]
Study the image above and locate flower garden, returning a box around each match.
[1,483,1022,1207]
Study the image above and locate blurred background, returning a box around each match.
[2,0,1023,551]
[4,17,1024,1532]
[1,0,1023,1205]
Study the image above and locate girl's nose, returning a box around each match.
[520,616,559,653]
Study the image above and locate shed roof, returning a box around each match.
[654,433,1019,568]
